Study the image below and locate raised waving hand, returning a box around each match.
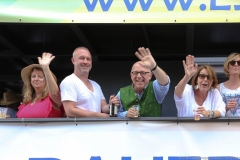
[135,47,156,70]
[38,52,55,67]
[174,55,198,98]
[183,55,198,79]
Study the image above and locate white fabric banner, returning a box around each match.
[0,121,240,160]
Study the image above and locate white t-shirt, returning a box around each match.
[219,82,240,117]
[174,84,226,117]
[60,74,105,112]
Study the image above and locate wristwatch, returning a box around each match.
[208,111,214,118]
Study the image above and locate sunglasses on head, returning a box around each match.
[198,74,211,80]
[229,60,240,66]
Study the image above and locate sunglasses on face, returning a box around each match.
[229,60,240,66]
[198,74,211,80]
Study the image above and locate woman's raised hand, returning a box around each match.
[38,52,55,67]
[183,55,198,78]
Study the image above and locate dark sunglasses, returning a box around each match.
[229,60,240,66]
[198,74,211,80]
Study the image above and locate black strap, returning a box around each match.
[150,63,158,72]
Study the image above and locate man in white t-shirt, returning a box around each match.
[60,47,119,117]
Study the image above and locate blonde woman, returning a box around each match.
[17,53,64,118]
[217,53,240,117]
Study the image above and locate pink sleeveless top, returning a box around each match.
[16,95,63,118]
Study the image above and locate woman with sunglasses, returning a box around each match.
[216,53,240,117]
[174,55,226,118]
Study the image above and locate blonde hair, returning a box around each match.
[22,67,48,105]
[191,65,218,89]
[223,52,240,77]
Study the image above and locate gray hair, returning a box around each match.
[72,46,90,57]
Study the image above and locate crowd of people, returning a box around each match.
[0,46,239,119]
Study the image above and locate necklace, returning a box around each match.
[31,100,36,105]
[32,93,42,105]
[31,98,38,105]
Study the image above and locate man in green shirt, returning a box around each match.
[117,47,170,117]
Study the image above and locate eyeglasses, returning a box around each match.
[131,71,150,76]
[198,74,211,80]
[229,60,240,66]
